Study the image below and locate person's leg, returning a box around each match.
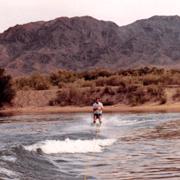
[93,114,96,123]
[99,114,102,124]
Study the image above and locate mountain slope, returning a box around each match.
[0,15,180,75]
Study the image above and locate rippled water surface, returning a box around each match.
[0,112,180,180]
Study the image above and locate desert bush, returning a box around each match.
[51,85,106,106]
[15,77,31,90]
[0,69,16,107]
[170,69,180,75]
[147,85,162,96]
[102,86,116,95]
[54,89,70,106]
[116,83,166,106]
[95,75,134,87]
[80,68,113,81]
[142,74,161,86]
[15,74,50,90]
[52,86,90,106]
[51,83,167,107]
[147,85,167,104]
[95,77,106,86]
[72,79,95,88]
[116,82,127,93]
[125,84,139,94]
[127,86,147,106]
[159,96,167,105]
[173,89,180,101]
[58,82,68,89]
[29,74,50,90]
[106,75,121,86]
[117,84,138,96]
[102,98,115,106]
[81,80,95,88]
[147,85,166,100]
[168,73,180,85]
[118,67,165,76]
[50,70,77,86]
[15,67,178,106]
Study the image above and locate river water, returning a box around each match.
[0,112,180,180]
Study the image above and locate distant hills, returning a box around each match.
[0,15,180,75]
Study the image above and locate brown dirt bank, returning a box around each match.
[0,103,180,116]
[13,90,58,107]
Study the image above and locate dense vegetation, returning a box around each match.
[13,67,180,106]
[15,74,50,90]
[0,69,15,107]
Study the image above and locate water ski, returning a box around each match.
[91,119,102,127]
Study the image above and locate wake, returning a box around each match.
[24,138,116,154]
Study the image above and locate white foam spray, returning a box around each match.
[1,156,16,162]
[24,138,116,154]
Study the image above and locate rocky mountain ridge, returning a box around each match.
[0,15,180,75]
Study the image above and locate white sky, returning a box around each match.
[0,0,180,32]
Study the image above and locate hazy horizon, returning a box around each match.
[0,0,180,33]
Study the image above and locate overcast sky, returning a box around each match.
[0,0,180,32]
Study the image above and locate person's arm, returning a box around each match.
[100,102,103,110]
[93,103,97,112]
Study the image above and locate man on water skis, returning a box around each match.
[93,98,103,124]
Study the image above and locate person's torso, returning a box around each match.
[93,102,103,114]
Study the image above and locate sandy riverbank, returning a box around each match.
[0,103,180,116]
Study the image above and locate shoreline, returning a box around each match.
[0,103,180,116]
